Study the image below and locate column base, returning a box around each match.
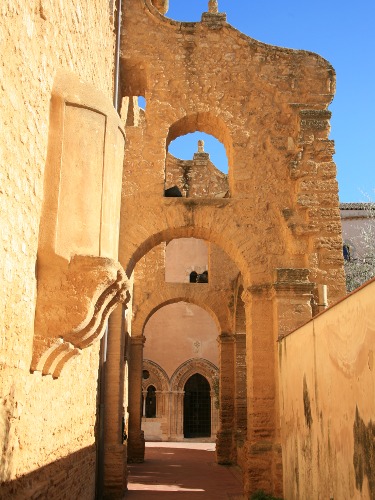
[242,440,283,498]
[216,429,235,465]
[127,430,145,463]
[103,443,127,499]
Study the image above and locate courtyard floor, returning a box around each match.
[126,442,245,499]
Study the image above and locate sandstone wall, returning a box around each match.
[279,279,375,499]
[0,1,116,496]
[120,0,346,300]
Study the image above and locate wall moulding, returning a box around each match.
[31,70,128,378]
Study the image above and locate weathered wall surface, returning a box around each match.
[279,278,375,499]
[121,0,346,303]
[165,151,229,198]
[0,1,115,496]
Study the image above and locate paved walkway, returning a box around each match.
[126,442,245,499]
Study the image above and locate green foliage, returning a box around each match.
[250,491,283,500]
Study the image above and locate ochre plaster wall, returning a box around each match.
[0,1,116,496]
[279,279,375,499]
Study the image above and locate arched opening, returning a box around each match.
[165,134,229,198]
[125,227,252,287]
[141,303,220,441]
[143,302,219,376]
[165,237,209,283]
[168,132,228,174]
[120,58,148,126]
[145,385,157,418]
[183,373,211,438]
[164,112,233,198]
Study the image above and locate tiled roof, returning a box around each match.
[340,202,375,210]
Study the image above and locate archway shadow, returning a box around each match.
[127,443,244,499]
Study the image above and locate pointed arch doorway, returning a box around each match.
[183,373,211,438]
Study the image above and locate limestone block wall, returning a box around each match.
[279,279,375,499]
[0,1,116,496]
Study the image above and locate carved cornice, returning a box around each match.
[131,336,146,346]
[242,284,273,302]
[31,255,129,378]
[218,332,235,343]
[31,71,127,378]
[273,268,314,294]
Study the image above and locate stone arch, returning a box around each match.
[140,296,226,336]
[166,111,234,175]
[169,358,219,440]
[142,359,169,393]
[125,226,253,287]
[141,360,170,435]
[170,358,219,392]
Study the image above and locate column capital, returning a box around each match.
[217,332,235,344]
[241,283,273,303]
[130,335,146,346]
[273,268,314,294]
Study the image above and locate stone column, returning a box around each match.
[241,285,281,498]
[273,269,314,495]
[273,268,314,340]
[176,391,185,440]
[127,336,146,463]
[241,270,313,498]
[142,389,146,417]
[216,332,236,464]
[234,332,247,466]
[103,304,127,498]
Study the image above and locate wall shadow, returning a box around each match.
[0,445,96,500]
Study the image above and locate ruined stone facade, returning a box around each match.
[1,1,373,499]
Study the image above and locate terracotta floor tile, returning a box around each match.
[126,442,244,499]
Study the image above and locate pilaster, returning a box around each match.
[127,335,146,463]
[240,284,283,498]
[216,332,236,464]
[103,305,127,498]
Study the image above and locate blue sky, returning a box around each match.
[164,0,375,202]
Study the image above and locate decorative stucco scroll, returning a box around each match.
[31,70,128,378]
